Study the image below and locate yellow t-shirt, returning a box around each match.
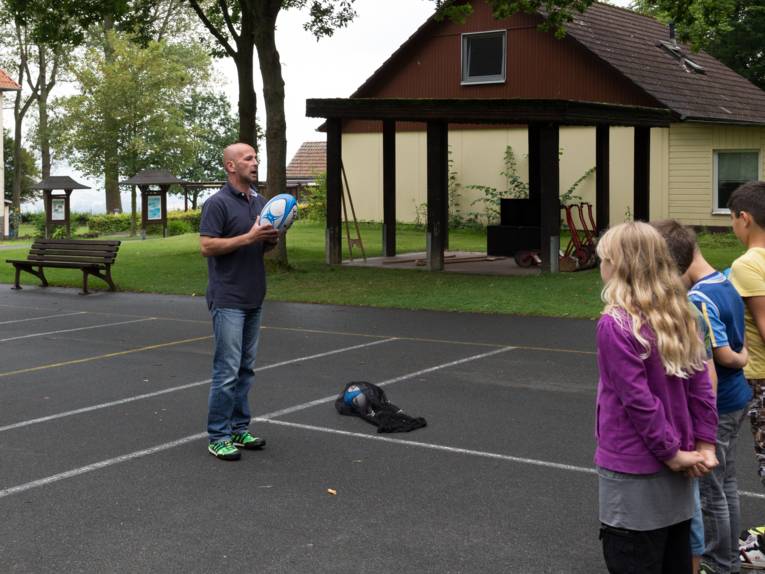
[730,247,765,378]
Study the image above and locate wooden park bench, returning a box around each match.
[7,239,121,295]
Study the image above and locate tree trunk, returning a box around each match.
[11,25,38,234]
[252,0,288,266]
[237,11,258,150]
[102,15,122,214]
[37,48,53,179]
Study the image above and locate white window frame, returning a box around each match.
[461,30,507,86]
[712,149,761,215]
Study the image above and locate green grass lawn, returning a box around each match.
[0,221,747,319]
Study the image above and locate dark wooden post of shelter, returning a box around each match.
[326,118,343,264]
[596,125,610,233]
[121,169,185,239]
[382,120,396,257]
[538,123,560,273]
[426,121,448,271]
[633,126,651,221]
[32,176,90,239]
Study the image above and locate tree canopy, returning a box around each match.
[3,131,41,205]
[52,32,210,182]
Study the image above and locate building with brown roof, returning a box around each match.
[286,141,326,201]
[0,68,21,239]
[324,1,764,232]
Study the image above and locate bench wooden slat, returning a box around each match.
[30,243,119,253]
[26,256,115,265]
[6,260,105,269]
[28,249,117,259]
[33,239,121,246]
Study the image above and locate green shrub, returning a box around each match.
[167,219,192,236]
[88,213,132,234]
[167,209,201,231]
[300,174,326,221]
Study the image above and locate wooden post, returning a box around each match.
[43,190,51,239]
[426,121,448,271]
[161,184,169,238]
[65,189,72,238]
[596,125,610,233]
[382,120,396,257]
[633,126,650,222]
[538,123,560,273]
[326,118,343,264]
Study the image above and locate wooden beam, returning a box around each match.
[326,118,343,264]
[382,120,396,257]
[426,121,448,271]
[633,126,650,222]
[538,123,560,273]
[307,98,675,127]
[596,124,610,233]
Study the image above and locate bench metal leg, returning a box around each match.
[12,265,22,290]
[11,264,47,289]
[80,269,88,295]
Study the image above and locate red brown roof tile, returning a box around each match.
[0,68,20,91]
[287,141,326,179]
[566,3,765,125]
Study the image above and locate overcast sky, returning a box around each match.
[18,0,631,213]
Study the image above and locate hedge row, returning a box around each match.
[86,210,202,235]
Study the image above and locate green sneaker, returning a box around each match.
[231,431,266,450]
[208,440,240,461]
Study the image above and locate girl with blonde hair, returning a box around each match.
[595,222,718,574]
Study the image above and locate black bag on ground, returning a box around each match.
[334,381,427,433]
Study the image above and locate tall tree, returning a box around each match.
[3,131,41,206]
[178,90,241,209]
[433,0,594,36]
[188,1,357,266]
[52,33,210,233]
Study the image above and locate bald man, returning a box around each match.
[199,143,279,461]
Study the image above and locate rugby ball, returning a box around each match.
[260,193,297,232]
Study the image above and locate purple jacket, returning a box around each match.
[595,312,718,474]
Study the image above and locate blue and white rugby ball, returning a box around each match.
[260,193,297,232]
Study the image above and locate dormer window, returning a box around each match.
[461,30,506,85]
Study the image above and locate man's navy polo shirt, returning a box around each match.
[199,183,267,310]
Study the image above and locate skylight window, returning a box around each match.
[658,41,705,74]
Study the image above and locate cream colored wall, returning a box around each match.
[342,127,602,223]
[341,124,762,226]
[668,123,765,227]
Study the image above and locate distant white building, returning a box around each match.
[0,67,21,238]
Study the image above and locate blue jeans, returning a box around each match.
[691,479,704,556]
[700,406,748,574]
[207,307,262,442]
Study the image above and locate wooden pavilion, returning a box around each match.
[306,98,672,272]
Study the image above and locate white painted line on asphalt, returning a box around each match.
[0,345,512,499]
[0,311,88,325]
[0,433,207,500]
[261,418,593,473]
[258,346,514,420]
[0,318,157,342]
[0,337,397,433]
[256,419,765,501]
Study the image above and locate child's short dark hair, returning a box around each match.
[650,219,696,274]
[728,181,765,227]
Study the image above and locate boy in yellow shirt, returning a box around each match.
[728,181,765,569]
[729,181,765,486]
